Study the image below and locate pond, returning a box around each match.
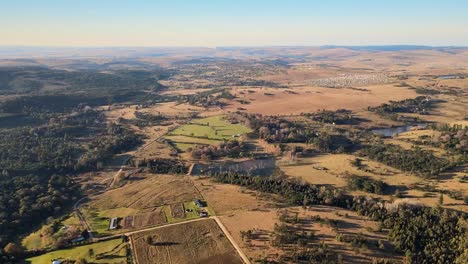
[438,75,457,79]
[371,123,427,137]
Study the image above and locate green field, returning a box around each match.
[165,115,251,151]
[25,239,127,264]
[81,207,117,237]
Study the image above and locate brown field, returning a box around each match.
[170,203,185,218]
[124,208,167,229]
[90,174,202,210]
[131,219,243,264]
[219,209,282,261]
[191,177,280,215]
[225,84,417,115]
[280,153,421,187]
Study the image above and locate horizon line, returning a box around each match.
[0,44,467,49]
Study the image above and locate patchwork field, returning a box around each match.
[131,219,243,264]
[81,174,207,236]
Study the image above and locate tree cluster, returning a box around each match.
[189,140,247,160]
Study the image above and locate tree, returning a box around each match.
[146,236,153,245]
[3,243,23,255]
[439,194,444,206]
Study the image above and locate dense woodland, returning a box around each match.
[346,175,388,194]
[368,96,435,122]
[0,67,167,95]
[304,109,362,125]
[189,139,248,160]
[134,158,188,174]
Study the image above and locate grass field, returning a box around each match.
[165,115,251,151]
[131,219,243,264]
[25,239,127,264]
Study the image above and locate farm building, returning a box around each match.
[109,217,118,230]
[194,199,205,208]
[199,211,209,217]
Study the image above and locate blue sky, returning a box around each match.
[1,0,467,46]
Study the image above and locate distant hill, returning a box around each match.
[320,45,463,51]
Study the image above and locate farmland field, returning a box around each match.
[25,239,127,264]
[165,115,251,151]
[89,174,202,210]
[131,219,243,264]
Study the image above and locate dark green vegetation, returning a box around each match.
[304,109,364,125]
[368,96,436,122]
[361,142,453,178]
[134,158,188,174]
[368,96,432,115]
[346,175,388,194]
[210,172,467,264]
[0,66,166,96]
[189,139,248,160]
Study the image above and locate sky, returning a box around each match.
[1,0,468,47]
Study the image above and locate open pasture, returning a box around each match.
[131,219,243,264]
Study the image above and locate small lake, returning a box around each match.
[371,123,427,137]
[438,75,457,79]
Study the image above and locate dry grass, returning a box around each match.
[131,219,243,264]
[191,177,279,215]
[224,84,417,115]
[280,154,421,188]
[90,174,202,210]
